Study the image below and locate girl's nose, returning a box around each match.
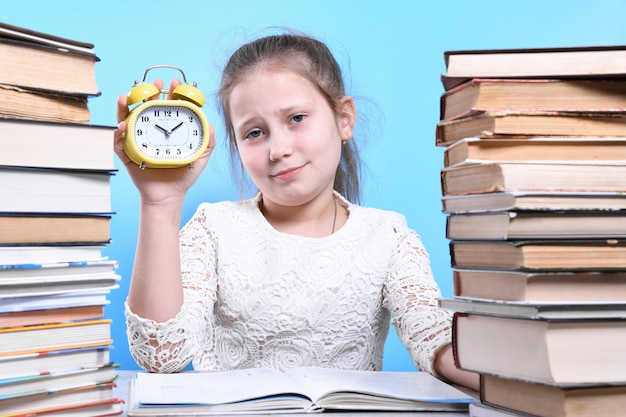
[269,132,294,161]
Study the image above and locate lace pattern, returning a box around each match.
[125,193,452,375]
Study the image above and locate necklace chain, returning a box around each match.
[331,196,337,234]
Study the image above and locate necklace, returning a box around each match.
[331,196,337,234]
[259,196,338,235]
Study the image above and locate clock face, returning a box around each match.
[131,104,205,162]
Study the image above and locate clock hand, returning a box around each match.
[155,124,170,135]
[170,122,184,132]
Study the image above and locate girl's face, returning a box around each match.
[229,68,355,208]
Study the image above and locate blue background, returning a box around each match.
[3,0,626,371]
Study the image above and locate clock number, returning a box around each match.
[188,116,194,122]
[141,116,150,122]
[192,129,199,136]
[155,148,160,155]
[164,110,172,117]
[136,129,143,136]
[153,110,160,117]
[141,143,148,149]
[177,149,182,155]
[165,148,171,155]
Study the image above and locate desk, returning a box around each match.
[114,370,471,417]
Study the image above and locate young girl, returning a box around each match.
[114,32,478,390]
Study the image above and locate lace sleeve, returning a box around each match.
[125,205,217,373]
[383,220,453,376]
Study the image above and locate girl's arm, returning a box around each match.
[114,78,215,322]
[434,343,480,391]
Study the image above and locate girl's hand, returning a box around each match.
[113,78,216,205]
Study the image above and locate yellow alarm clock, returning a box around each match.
[122,65,210,169]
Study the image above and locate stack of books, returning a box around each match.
[0,22,123,416]
[435,45,626,417]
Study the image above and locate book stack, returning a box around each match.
[0,22,123,416]
[435,45,626,417]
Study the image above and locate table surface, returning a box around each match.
[114,370,471,417]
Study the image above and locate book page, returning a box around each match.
[135,368,312,406]
[284,367,474,408]
[134,367,475,412]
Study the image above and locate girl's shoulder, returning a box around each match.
[349,202,409,229]
[197,197,257,213]
[189,197,260,226]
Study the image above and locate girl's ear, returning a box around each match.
[338,96,357,142]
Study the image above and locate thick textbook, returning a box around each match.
[439,297,626,320]
[0,21,95,56]
[0,245,106,265]
[451,268,626,303]
[0,363,117,399]
[441,191,626,213]
[0,23,99,95]
[449,239,626,270]
[0,166,113,214]
[0,319,112,356]
[445,210,626,240]
[435,111,626,147]
[0,304,105,328]
[452,312,626,384]
[0,84,90,124]
[0,118,115,171]
[128,367,476,415]
[480,374,626,417]
[0,213,111,244]
[0,285,117,313]
[0,346,110,382]
[443,137,626,168]
[442,45,626,90]
[0,259,120,301]
[440,78,626,120]
[440,162,626,196]
[0,382,121,417]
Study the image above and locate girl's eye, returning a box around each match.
[290,114,305,124]
[246,129,263,140]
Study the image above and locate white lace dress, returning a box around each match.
[125,193,452,375]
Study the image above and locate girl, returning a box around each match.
[114,32,478,390]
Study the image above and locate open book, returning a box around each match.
[128,366,476,415]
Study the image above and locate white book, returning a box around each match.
[128,367,476,415]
